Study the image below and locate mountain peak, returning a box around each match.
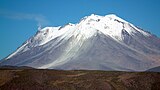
[105,14,118,18]
[84,14,128,23]
[77,14,149,41]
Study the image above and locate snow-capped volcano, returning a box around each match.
[1,14,160,71]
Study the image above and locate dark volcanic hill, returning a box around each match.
[1,14,160,71]
[0,69,160,90]
[147,66,160,72]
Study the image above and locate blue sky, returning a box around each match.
[0,0,160,60]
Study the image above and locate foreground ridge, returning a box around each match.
[0,69,160,90]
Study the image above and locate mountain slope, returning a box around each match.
[1,14,160,71]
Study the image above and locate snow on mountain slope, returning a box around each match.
[1,14,160,71]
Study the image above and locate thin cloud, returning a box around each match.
[0,9,50,27]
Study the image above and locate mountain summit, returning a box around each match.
[1,14,160,71]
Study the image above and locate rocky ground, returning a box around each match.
[0,68,160,90]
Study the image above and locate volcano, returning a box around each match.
[1,14,160,71]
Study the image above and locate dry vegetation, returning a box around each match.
[0,68,160,90]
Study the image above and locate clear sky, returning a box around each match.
[0,0,160,60]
